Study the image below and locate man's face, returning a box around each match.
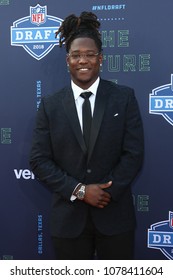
[66,37,103,89]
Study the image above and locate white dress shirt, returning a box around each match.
[71,77,100,131]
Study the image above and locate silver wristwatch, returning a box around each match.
[76,184,86,200]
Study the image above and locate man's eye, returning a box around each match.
[71,54,80,59]
[86,54,95,58]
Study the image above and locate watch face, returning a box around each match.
[77,185,85,199]
[77,190,84,199]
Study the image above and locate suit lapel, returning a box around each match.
[62,88,87,154]
[62,81,111,161]
[87,81,109,163]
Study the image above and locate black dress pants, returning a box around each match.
[52,215,134,260]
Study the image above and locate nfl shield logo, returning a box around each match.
[30,4,46,26]
[148,211,173,259]
[11,5,63,60]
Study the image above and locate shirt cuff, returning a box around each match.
[70,183,82,201]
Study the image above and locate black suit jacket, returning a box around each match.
[30,79,144,238]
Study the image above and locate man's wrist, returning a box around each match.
[74,183,86,200]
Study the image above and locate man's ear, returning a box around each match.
[66,55,69,65]
[99,53,103,65]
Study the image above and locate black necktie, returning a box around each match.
[80,91,93,149]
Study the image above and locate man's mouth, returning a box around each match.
[78,68,90,72]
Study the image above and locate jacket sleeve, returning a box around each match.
[103,90,144,202]
[29,98,79,200]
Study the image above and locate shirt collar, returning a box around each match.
[71,77,100,101]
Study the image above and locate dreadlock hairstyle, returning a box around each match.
[55,11,102,53]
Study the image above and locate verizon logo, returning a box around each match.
[14,169,35,179]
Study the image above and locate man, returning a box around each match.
[30,11,144,259]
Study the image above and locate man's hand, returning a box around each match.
[83,181,112,208]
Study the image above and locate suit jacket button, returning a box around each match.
[87,169,92,173]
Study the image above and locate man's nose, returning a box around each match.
[78,54,88,62]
